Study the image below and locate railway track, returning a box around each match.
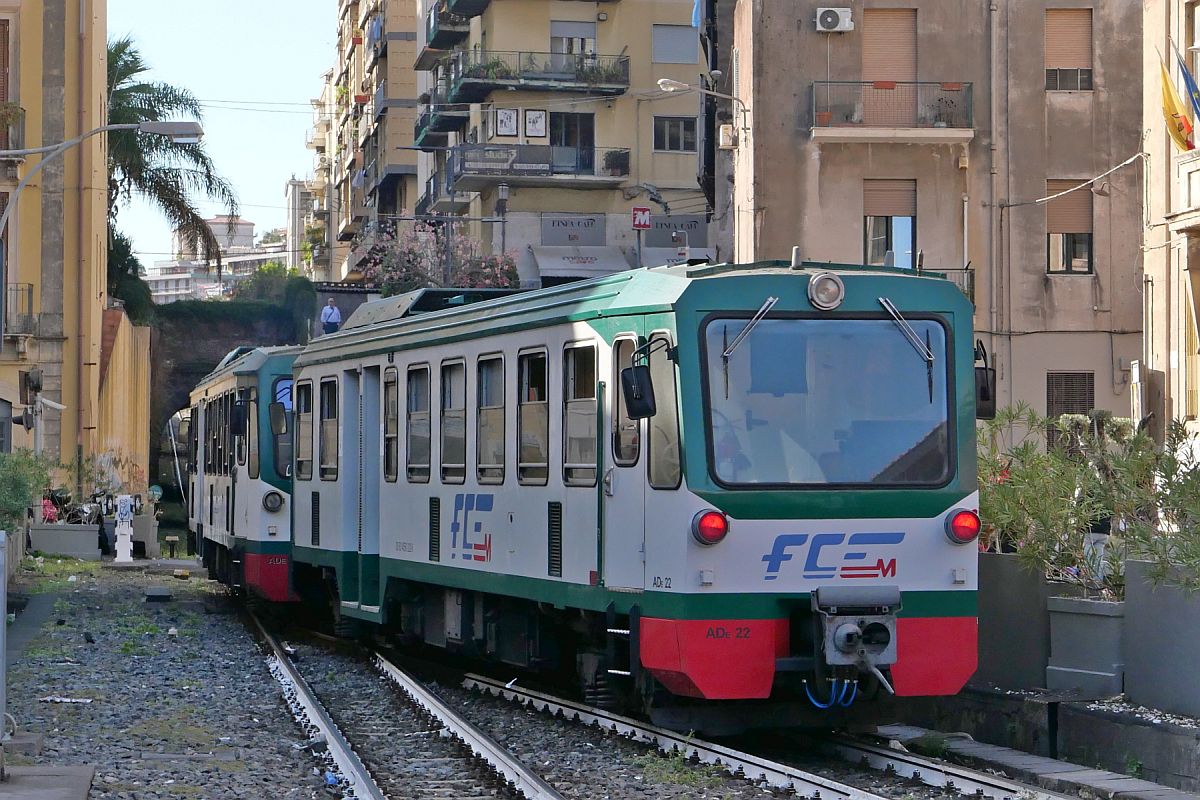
[251,612,563,799]
[462,673,1071,800]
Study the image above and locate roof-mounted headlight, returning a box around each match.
[807,272,845,310]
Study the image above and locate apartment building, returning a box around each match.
[412,0,713,286]
[285,177,314,271]
[149,218,290,303]
[732,1,1144,421]
[0,0,151,480]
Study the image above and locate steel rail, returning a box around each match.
[248,614,387,800]
[375,653,565,800]
[462,673,890,800]
[828,736,1070,800]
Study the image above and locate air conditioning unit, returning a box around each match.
[816,8,854,32]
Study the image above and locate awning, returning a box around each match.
[640,247,716,268]
[530,246,632,278]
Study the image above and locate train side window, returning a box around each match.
[518,350,549,485]
[407,365,431,482]
[648,333,682,489]
[440,360,466,484]
[612,338,639,466]
[477,356,504,484]
[236,392,248,469]
[383,367,399,482]
[563,344,597,486]
[218,395,227,476]
[295,381,314,480]
[319,378,339,480]
[272,378,294,479]
[248,389,259,479]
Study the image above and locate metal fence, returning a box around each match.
[811,81,973,129]
[450,144,631,180]
[5,283,33,335]
[452,50,630,88]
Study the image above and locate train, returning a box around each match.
[186,259,986,733]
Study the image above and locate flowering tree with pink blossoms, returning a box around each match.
[353,220,519,296]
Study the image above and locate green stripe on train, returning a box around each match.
[291,546,976,620]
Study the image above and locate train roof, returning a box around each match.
[294,260,963,368]
[192,344,304,399]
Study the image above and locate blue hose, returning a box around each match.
[804,678,840,709]
[839,680,859,707]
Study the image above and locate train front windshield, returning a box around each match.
[702,316,952,487]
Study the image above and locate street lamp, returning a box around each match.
[657,77,750,139]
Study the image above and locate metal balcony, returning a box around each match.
[449,144,630,191]
[420,172,472,214]
[446,0,489,18]
[810,81,974,144]
[5,283,33,335]
[943,268,975,306]
[448,50,630,102]
[0,107,25,160]
[416,5,470,70]
[414,91,469,151]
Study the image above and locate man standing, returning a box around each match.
[320,298,342,335]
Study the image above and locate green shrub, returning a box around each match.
[0,451,56,533]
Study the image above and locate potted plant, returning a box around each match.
[602,149,629,176]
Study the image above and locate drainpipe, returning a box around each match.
[75,0,87,489]
[962,192,968,269]
[988,0,1000,383]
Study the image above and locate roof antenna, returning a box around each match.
[791,246,803,269]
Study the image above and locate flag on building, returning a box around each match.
[1161,57,1195,152]
[1173,41,1200,122]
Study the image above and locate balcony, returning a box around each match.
[448,50,630,103]
[0,107,25,160]
[449,144,630,191]
[419,173,473,215]
[414,92,469,150]
[943,268,975,306]
[5,283,33,336]
[416,5,470,70]
[446,0,489,17]
[810,81,974,145]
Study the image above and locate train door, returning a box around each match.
[359,366,381,609]
[340,370,362,605]
[602,332,646,589]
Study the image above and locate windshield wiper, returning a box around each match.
[722,296,778,399]
[878,296,935,402]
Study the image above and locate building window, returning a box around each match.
[319,378,338,480]
[652,24,698,64]
[563,344,597,486]
[0,398,10,454]
[477,356,505,484]
[383,368,398,482]
[407,365,431,482]
[550,20,596,57]
[1046,180,1092,273]
[1046,371,1095,450]
[518,350,549,485]
[1045,9,1093,90]
[863,179,916,268]
[653,117,697,152]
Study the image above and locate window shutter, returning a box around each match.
[550,20,596,40]
[862,9,917,82]
[0,20,9,103]
[864,179,917,217]
[652,24,699,64]
[1045,9,1092,69]
[1046,371,1094,448]
[1046,180,1092,233]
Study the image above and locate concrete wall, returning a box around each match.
[733,0,1144,418]
[97,310,152,494]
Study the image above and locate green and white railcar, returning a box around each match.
[288,263,981,730]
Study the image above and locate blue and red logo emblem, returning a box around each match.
[762,532,904,581]
[451,493,494,563]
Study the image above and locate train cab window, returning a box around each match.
[319,378,339,480]
[383,368,399,482]
[296,381,314,480]
[407,365,431,482]
[247,389,259,479]
[612,339,640,466]
[236,393,248,469]
[440,361,467,483]
[477,356,504,484]
[273,378,294,479]
[518,351,549,485]
[563,344,597,486]
[648,333,682,489]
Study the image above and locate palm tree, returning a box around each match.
[107,36,237,275]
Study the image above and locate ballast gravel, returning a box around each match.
[6,561,328,800]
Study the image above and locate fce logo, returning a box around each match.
[761,532,905,581]
[451,493,494,563]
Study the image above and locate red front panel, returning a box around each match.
[242,552,297,603]
[890,616,978,696]
[639,617,788,699]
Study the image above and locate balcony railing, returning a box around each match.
[424,4,470,50]
[449,144,630,189]
[943,268,975,306]
[449,50,631,102]
[446,0,489,18]
[811,81,973,137]
[414,91,469,149]
[0,107,25,159]
[5,283,33,335]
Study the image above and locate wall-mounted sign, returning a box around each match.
[632,207,652,230]
[541,214,606,246]
[524,109,547,138]
[456,146,552,177]
[496,107,519,137]
[644,214,709,248]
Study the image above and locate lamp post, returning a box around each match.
[656,78,750,140]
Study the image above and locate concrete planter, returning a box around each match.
[1123,559,1200,716]
[133,515,160,559]
[1046,595,1124,696]
[28,523,102,561]
[975,552,1054,689]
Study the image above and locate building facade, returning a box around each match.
[732,0,1144,421]
[285,176,314,271]
[411,0,713,286]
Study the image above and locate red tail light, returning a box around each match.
[691,510,729,545]
[945,509,982,544]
